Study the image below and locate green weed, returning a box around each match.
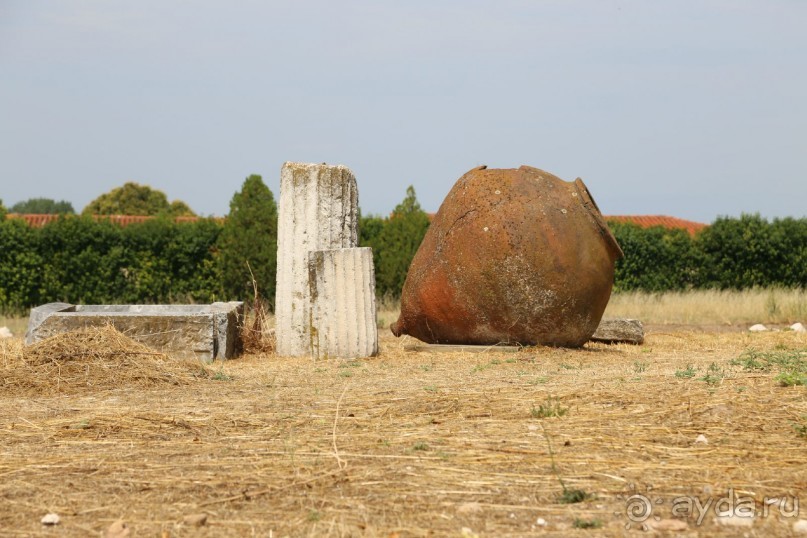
[674,365,697,379]
[699,362,725,385]
[212,370,233,382]
[539,423,593,505]
[633,361,648,374]
[531,397,568,419]
[529,376,549,385]
[573,518,602,529]
[793,417,807,438]
[731,348,807,386]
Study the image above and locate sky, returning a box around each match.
[0,1,805,223]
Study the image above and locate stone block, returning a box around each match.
[275,162,359,357]
[25,302,244,362]
[589,318,644,345]
[308,247,378,359]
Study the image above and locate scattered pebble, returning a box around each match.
[695,434,708,445]
[649,519,688,531]
[104,520,131,538]
[715,515,754,528]
[791,322,806,333]
[41,513,60,526]
[460,528,480,538]
[183,513,208,527]
[535,517,547,527]
[793,519,807,534]
[749,324,767,332]
[0,326,12,339]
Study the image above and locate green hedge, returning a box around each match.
[609,214,807,292]
[0,216,223,315]
[1,212,805,315]
[608,221,703,292]
[698,215,807,289]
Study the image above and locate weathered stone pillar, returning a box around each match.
[308,247,378,359]
[275,162,359,357]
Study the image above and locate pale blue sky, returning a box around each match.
[1,1,804,222]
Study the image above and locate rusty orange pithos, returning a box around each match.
[391,165,623,347]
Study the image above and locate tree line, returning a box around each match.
[3,183,195,217]
[1,184,805,315]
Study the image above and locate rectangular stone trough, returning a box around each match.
[25,302,244,362]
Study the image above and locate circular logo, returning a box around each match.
[626,494,653,523]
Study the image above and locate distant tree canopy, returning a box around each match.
[360,186,431,297]
[217,174,279,306]
[82,182,196,217]
[0,199,7,220]
[10,198,75,214]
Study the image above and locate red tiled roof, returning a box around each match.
[605,215,708,236]
[8,212,708,236]
[425,212,707,237]
[6,214,211,228]
[10,214,57,227]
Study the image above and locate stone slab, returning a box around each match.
[25,302,244,362]
[403,344,522,353]
[589,318,644,345]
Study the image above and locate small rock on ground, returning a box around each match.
[41,513,60,525]
[590,318,644,345]
[793,519,807,534]
[791,322,806,333]
[0,327,12,339]
[749,324,768,332]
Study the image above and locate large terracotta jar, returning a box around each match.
[390,165,623,347]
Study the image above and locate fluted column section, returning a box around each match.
[275,162,359,357]
[308,247,378,359]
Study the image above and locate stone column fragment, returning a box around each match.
[275,162,359,357]
[308,247,378,359]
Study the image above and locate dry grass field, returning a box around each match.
[604,288,807,327]
[1,291,806,537]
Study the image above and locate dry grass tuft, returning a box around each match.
[240,264,277,354]
[1,325,209,395]
[241,302,275,354]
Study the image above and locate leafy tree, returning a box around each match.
[217,174,279,305]
[359,214,385,247]
[0,199,6,220]
[82,182,196,217]
[169,200,196,217]
[10,198,75,214]
[371,186,431,297]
